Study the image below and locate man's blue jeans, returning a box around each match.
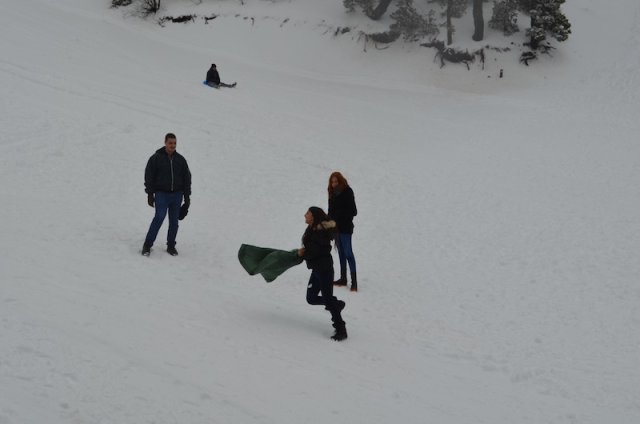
[145,191,183,246]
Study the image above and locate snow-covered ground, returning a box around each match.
[1,0,639,423]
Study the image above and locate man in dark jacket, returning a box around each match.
[205,64,236,88]
[142,133,192,256]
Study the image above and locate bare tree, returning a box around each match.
[141,0,161,15]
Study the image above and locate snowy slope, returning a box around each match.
[1,0,639,423]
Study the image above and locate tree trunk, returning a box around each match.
[472,0,484,41]
[367,0,394,21]
[446,0,453,45]
[529,13,537,49]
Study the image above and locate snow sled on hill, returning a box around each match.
[203,80,237,88]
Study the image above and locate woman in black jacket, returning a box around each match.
[328,172,358,291]
[298,207,347,341]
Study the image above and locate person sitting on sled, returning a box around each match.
[206,64,236,88]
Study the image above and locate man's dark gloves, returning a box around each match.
[179,195,190,221]
[147,193,154,207]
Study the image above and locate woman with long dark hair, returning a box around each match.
[327,172,358,291]
[298,207,347,341]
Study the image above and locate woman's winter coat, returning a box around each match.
[328,186,357,234]
[302,220,336,271]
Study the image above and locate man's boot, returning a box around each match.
[167,242,178,256]
[142,242,151,256]
[350,272,358,292]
